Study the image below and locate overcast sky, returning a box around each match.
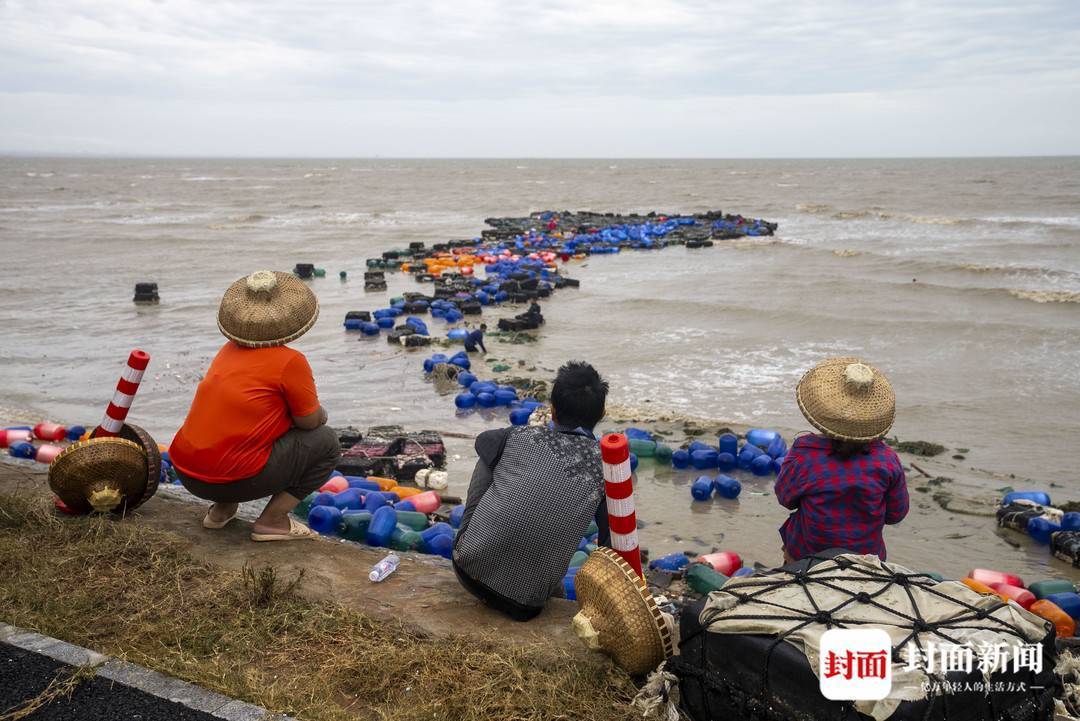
[1,0,1078,157]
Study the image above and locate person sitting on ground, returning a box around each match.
[170,270,340,542]
[775,357,908,563]
[453,361,611,621]
[464,323,487,353]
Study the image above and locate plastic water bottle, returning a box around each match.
[369,553,400,582]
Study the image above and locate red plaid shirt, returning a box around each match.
[775,434,908,561]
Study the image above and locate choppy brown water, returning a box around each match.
[1,157,1078,582]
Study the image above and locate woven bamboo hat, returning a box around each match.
[796,356,895,442]
[572,547,674,676]
[49,437,148,514]
[218,270,319,348]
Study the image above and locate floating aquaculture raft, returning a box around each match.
[669,552,1056,721]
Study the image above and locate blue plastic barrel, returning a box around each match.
[66,425,86,441]
[394,500,416,512]
[672,449,690,469]
[509,408,532,426]
[688,441,713,454]
[1002,491,1052,506]
[360,322,379,335]
[449,504,465,528]
[1027,517,1062,544]
[365,506,397,547]
[691,476,714,501]
[312,491,336,507]
[346,477,380,492]
[308,506,343,535]
[629,453,639,472]
[448,328,468,341]
[771,457,786,474]
[750,455,773,477]
[8,442,36,459]
[649,552,690,572]
[718,433,738,456]
[1062,512,1080,532]
[470,381,497,396]
[493,389,517,406]
[1044,592,1080,621]
[714,475,742,499]
[457,371,477,387]
[365,492,390,512]
[767,435,788,459]
[455,393,477,409]
[691,449,719,470]
[344,319,363,330]
[732,567,755,578]
[377,317,394,329]
[747,429,778,448]
[332,489,365,510]
[717,452,736,472]
[563,573,578,601]
[476,392,497,408]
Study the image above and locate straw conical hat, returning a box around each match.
[49,437,148,514]
[572,547,674,675]
[217,270,319,348]
[117,423,162,510]
[796,356,895,442]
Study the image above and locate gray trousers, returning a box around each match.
[178,426,341,503]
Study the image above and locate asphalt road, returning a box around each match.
[0,642,220,721]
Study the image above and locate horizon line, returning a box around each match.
[2,152,1079,161]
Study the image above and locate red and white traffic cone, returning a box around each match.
[93,350,150,438]
[600,433,642,578]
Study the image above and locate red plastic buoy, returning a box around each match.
[33,423,67,441]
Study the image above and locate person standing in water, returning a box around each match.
[170,270,340,542]
[464,323,487,354]
[774,357,908,563]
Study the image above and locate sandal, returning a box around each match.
[250,517,318,542]
[203,506,238,529]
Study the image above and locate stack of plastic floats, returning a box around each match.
[712,217,773,237]
[1,423,87,464]
[996,490,1080,568]
[562,519,604,601]
[649,550,749,595]
[421,352,543,424]
[293,471,456,557]
[963,569,1079,638]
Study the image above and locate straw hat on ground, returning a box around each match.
[218,270,319,348]
[796,356,895,442]
[51,424,162,515]
[572,547,674,676]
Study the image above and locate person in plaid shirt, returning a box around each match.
[775,357,909,562]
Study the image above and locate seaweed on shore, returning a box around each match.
[885,438,947,457]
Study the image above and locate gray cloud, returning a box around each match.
[1,0,1078,155]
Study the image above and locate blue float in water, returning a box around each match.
[690,449,719,470]
[455,393,477,409]
[691,476,714,501]
[713,474,742,499]
[66,425,86,441]
[332,489,366,510]
[746,429,778,448]
[457,371,477,387]
[448,328,468,341]
[470,381,497,396]
[672,449,690,469]
[750,455,773,477]
[1044,592,1080,621]
[365,492,390,512]
[1027,517,1062,544]
[312,491,336,507]
[718,433,738,456]
[629,453,639,472]
[394,500,416,512]
[476,392,497,408]
[509,408,532,426]
[687,441,713,454]
[767,435,788,459]
[1002,491,1052,506]
[376,317,394,329]
[649,552,690,572]
[493,389,517,406]
[360,322,379,336]
[717,452,736,472]
[425,533,454,559]
[8,442,36,459]
[1062,512,1080,532]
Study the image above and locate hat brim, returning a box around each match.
[795,358,895,442]
[217,299,319,348]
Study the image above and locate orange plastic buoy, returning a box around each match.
[368,476,398,492]
[1030,599,1076,638]
[962,578,997,595]
[393,486,423,499]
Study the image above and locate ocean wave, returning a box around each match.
[796,203,1080,230]
[1007,289,1080,304]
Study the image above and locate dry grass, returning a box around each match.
[0,493,637,721]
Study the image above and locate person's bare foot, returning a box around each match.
[252,513,291,535]
[207,502,239,524]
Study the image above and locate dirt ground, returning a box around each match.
[0,461,589,656]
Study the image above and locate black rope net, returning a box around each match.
[667,552,1057,721]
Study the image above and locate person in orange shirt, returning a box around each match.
[170,270,340,541]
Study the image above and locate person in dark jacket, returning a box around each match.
[464,323,487,353]
[452,361,610,621]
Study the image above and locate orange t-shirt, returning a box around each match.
[170,342,320,483]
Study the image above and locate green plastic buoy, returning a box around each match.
[340,511,372,542]
[395,510,429,531]
[628,438,656,458]
[313,268,326,277]
[292,492,318,521]
[568,550,589,568]
[654,443,674,463]
[340,270,347,280]
[586,519,598,537]
[390,526,423,551]
[1030,579,1077,599]
[686,563,729,594]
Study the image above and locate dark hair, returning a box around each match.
[479,323,487,330]
[829,439,871,461]
[550,361,608,430]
